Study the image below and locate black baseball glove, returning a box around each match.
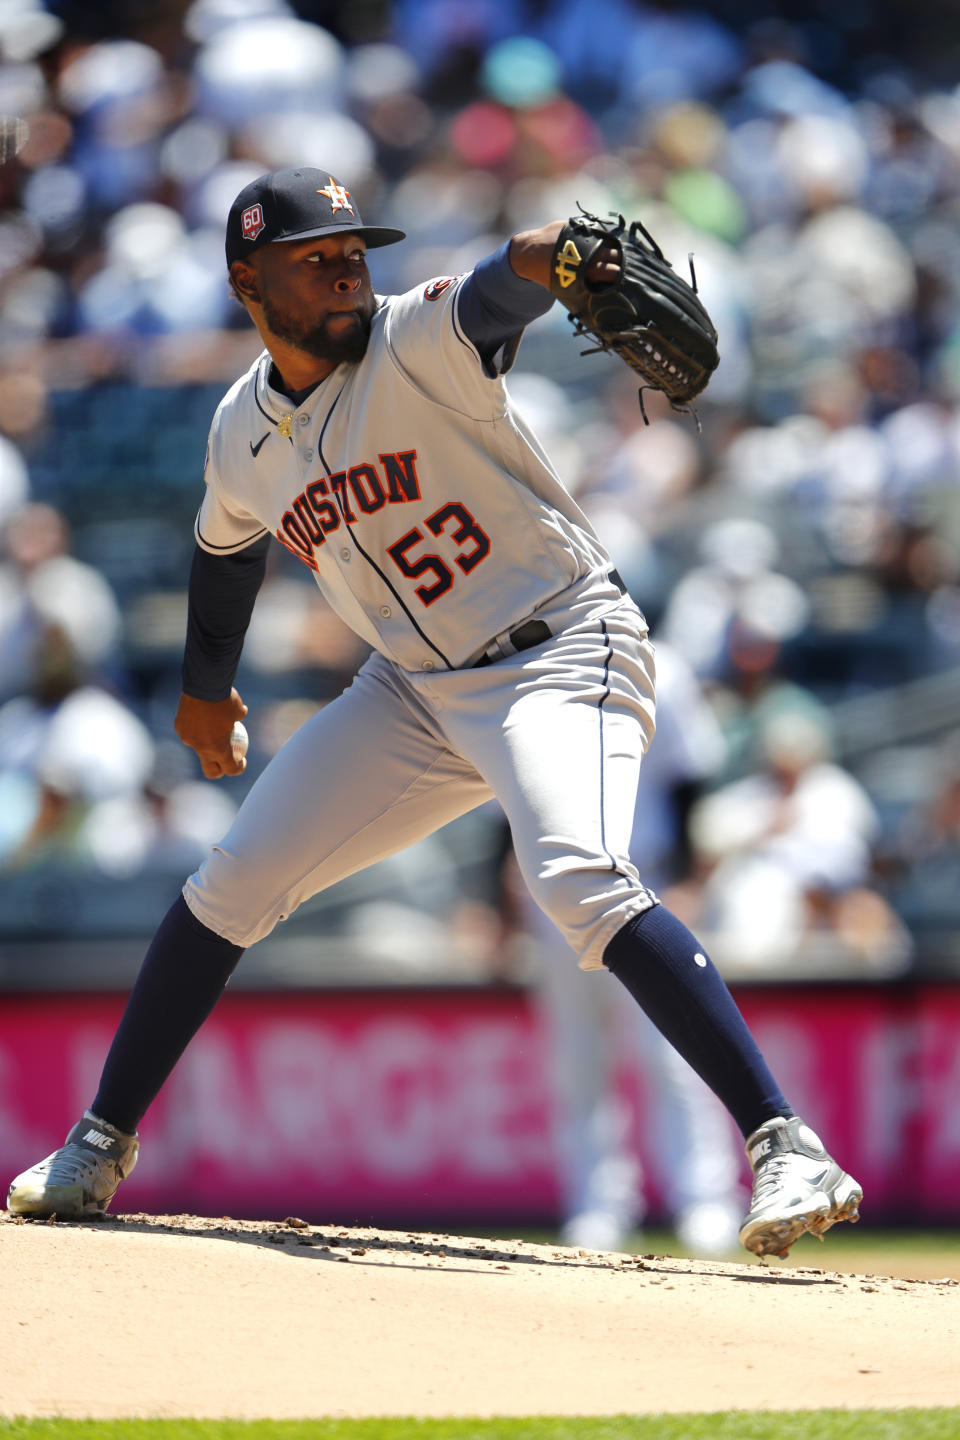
[549,209,720,421]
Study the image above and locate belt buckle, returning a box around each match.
[474,625,525,668]
[474,617,550,668]
[489,630,515,661]
[473,631,509,668]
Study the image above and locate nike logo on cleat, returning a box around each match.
[250,433,269,457]
[82,1129,114,1150]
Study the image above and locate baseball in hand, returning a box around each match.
[229,721,249,763]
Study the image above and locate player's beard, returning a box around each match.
[261,295,375,364]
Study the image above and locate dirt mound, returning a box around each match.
[2,1212,959,1419]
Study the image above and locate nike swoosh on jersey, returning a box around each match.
[250,433,269,457]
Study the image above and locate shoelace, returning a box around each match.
[751,1152,794,1204]
[44,1145,109,1185]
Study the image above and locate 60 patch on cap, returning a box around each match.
[225,167,405,267]
[240,203,266,243]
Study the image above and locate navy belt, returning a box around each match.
[473,570,628,667]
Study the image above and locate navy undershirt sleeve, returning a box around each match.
[181,534,270,701]
[457,241,554,369]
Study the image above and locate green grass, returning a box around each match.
[3,1415,960,1439]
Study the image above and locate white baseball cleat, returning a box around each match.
[7,1111,138,1219]
[739,1115,862,1259]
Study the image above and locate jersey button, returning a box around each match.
[296,414,309,427]
[421,660,435,671]
[379,605,392,618]
[302,448,314,461]
[340,547,351,560]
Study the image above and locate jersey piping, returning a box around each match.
[316,381,454,669]
[451,292,482,362]
[598,617,616,872]
[195,515,269,552]
[253,388,278,427]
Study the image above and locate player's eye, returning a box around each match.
[305,250,365,265]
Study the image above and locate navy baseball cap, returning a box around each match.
[225,167,405,267]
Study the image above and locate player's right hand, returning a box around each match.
[174,687,248,779]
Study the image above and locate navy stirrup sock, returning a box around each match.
[98,897,787,1141]
[93,894,244,1135]
[603,904,792,1138]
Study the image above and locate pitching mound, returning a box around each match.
[2,1213,959,1419]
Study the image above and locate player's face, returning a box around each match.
[251,234,377,364]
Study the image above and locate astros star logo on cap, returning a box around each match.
[318,178,353,214]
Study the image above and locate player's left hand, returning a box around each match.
[174,687,248,778]
[549,209,719,413]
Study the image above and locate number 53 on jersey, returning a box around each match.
[387,502,491,606]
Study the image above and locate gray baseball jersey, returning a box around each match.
[185,274,658,968]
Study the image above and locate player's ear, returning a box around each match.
[230,260,260,305]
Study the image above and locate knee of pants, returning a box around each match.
[182,845,299,948]
[525,859,656,974]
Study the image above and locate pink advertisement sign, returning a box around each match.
[915,986,960,1218]
[0,984,957,1223]
[0,991,558,1222]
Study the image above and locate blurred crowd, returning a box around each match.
[4,0,960,978]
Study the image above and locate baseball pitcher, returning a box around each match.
[8,168,861,1258]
